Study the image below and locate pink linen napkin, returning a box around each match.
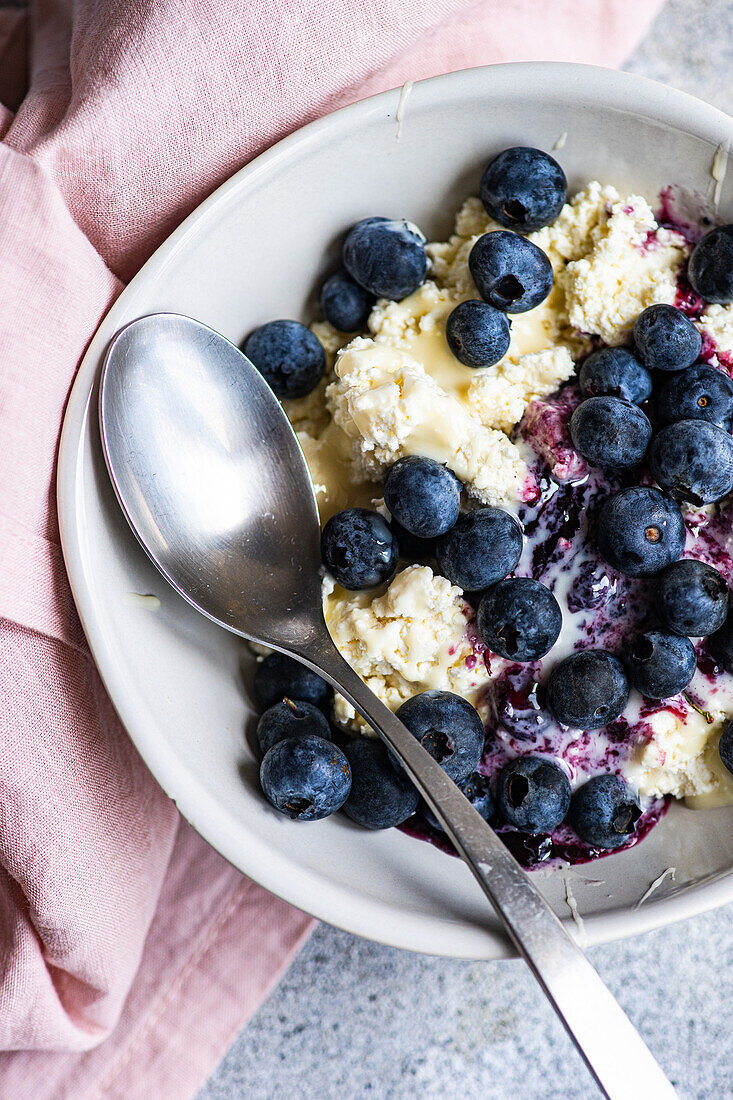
[0,1,663,1096]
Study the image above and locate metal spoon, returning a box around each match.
[99,313,676,1100]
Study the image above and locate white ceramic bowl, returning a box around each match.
[58,63,733,959]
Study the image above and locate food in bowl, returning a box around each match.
[244,145,733,868]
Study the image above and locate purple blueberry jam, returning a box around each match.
[400,801,668,869]
[674,276,706,320]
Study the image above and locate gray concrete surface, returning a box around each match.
[198,4,733,1097]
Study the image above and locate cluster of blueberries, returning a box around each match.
[565,303,733,702]
[242,145,571,398]
[245,145,733,853]
[251,649,638,851]
[254,651,422,830]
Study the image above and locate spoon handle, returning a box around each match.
[299,636,676,1100]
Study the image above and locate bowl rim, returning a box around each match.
[58,61,733,959]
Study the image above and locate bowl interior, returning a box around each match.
[60,63,733,957]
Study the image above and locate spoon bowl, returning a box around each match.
[99,314,324,652]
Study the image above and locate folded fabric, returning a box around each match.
[0,1,663,1096]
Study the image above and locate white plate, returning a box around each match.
[58,63,733,958]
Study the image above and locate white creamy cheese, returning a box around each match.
[296,425,378,521]
[427,214,493,295]
[468,346,575,435]
[626,706,733,807]
[533,183,689,345]
[368,281,463,344]
[309,318,351,363]
[324,565,490,730]
[282,376,331,438]
[531,181,622,267]
[368,279,558,401]
[326,337,531,506]
[697,302,733,359]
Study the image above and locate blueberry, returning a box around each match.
[321,508,398,590]
[688,225,733,304]
[622,631,697,699]
[469,231,553,314]
[648,419,733,505]
[260,735,351,820]
[719,719,733,776]
[342,217,427,300]
[570,396,651,469]
[656,364,733,431]
[445,299,511,367]
[547,650,629,730]
[571,775,641,850]
[495,756,571,833]
[707,610,733,673]
[320,269,372,332]
[423,771,493,832]
[384,456,461,538]
[395,690,484,783]
[253,652,332,711]
[492,670,552,741]
[596,486,685,577]
[658,559,729,637]
[477,578,561,662]
[341,738,419,829]
[633,304,702,372]
[256,699,332,756]
[435,507,523,592]
[479,147,567,232]
[389,517,436,563]
[578,347,652,404]
[244,319,326,399]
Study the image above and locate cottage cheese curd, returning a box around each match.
[698,302,733,362]
[324,564,490,730]
[327,338,532,506]
[532,183,689,346]
[627,705,733,807]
